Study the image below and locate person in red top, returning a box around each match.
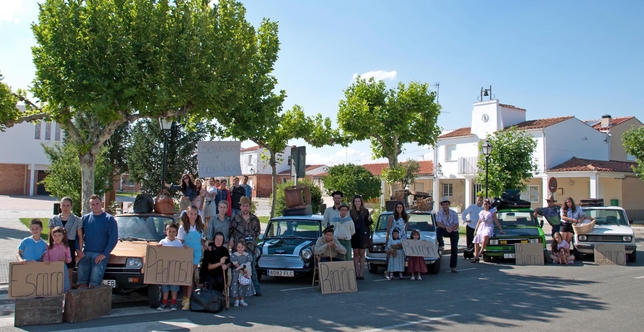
[43,226,72,292]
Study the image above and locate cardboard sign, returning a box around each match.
[143,245,194,286]
[9,261,65,299]
[594,244,626,265]
[197,141,242,177]
[318,261,358,295]
[402,240,439,258]
[515,243,544,265]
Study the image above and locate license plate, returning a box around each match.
[521,240,528,243]
[504,253,516,259]
[101,279,116,288]
[500,240,507,245]
[268,270,294,277]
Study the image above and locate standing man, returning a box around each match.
[241,175,253,200]
[462,196,484,250]
[323,191,343,227]
[76,195,118,287]
[534,195,561,237]
[229,197,262,296]
[230,177,247,217]
[436,196,460,273]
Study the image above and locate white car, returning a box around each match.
[573,206,637,262]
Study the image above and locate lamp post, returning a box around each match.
[159,118,173,191]
[482,140,493,199]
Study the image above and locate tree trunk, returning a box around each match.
[269,150,277,219]
[79,151,97,215]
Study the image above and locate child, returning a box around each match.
[314,225,347,261]
[406,229,427,280]
[229,240,255,307]
[178,205,207,310]
[43,226,72,292]
[157,223,185,311]
[550,232,575,265]
[329,203,355,261]
[386,228,405,280]
[17,219,47,263]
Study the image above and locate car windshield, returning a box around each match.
[376,213,435,232]
[265,220,320,239]
[583,208,629,226]
[496,211,538,227]
[114,215,176,241]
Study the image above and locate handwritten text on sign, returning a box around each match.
[143,245,194,286]
[319,261,358,295]
[515,243,544,265]
[594,244,626,265]
[9,261,65,299]
[402,240,439,258]
[197,141,242,177]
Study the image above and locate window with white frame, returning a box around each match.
[34,121,42,140]
[442,183,453,197]
[520,185,539,203]
[445,145,457,161]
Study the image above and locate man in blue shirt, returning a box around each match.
[534,195,561,237]
[462,196,484,250]
[241,175,252,200]
[436,197,460,273]
[76,194,118,287]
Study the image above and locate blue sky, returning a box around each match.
[1,0,643,166]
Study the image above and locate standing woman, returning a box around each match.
[192,178,206,214]
[215,179,232,217]
[386,201,409,244]
[350,195,372,280]
[48,197,84,287]
[165,174,197,212]
[471,199,504,263]
[177,205,207,310]
[560,197,584,244]
[203,178,218,226]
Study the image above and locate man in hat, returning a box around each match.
[436,196,460,273]
[314,225,347,261]
[329,203,355,261]
[534,195,561,237]
[323,190,344,227]
[229,196,262,295]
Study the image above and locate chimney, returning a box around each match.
[601,114,612,128]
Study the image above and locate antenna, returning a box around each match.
[430,82,440,103]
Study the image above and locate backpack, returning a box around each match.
[133,193,154,213]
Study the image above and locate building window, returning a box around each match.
[34,121,42,139]
[54,123,61,141]
[442,183,453,197]
[520,185,539,203]
[45,122,51,140]
[445,145,457,161]
[414,183,424,192]
[627,154,636,161]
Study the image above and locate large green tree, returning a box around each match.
[476,127,538,198]
[623,126,644,181]
[127,119,205,194]
[0,0,279,213]
[337,77,441,168]
[321,164,381,200]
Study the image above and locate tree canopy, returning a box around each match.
[622,126,644,181]
[337,77,441,168]
[321,164,381,200]
[476,127,538,198]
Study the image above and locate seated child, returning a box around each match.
[314,225,347,261]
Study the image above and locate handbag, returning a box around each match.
[190,283,225,313]
[154,190,175,215]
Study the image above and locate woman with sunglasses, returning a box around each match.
[165,174,198,212]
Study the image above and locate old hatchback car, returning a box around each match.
[366,211,441,274]
[255,215,323,280]
[102,213,176,308]
[482,208,547,263]
[573,206,637,262]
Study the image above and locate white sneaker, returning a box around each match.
[410,276,416,281]
[240,300,248,307]
[418,276,423,280]
[234,300,239,307]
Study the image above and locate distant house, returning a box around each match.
[360,160,435,198]
[239,145,292,197]
[277,164,329,193]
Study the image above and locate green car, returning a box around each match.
[481,208,547,263]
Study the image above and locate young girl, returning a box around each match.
[178,205,207,310]
[406,229,427,280]
[229,240,255,307]
[550,232,575,265]
[192,178,206,214]
[43,226,72,292]
[157,223,185,311]
[386,228,405,280]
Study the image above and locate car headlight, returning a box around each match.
[529,238,540,243]
[371,245,385,252]
[578,235,587,241]
[489,240,499,245]
[301,248,312,260]
[623,236,632,242]
[126,258,143,269]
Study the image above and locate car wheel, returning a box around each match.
[368,263,379,274]
[543,251,550,265]
[428,257,441,275]
[482,254,492,262]
[628,250,637,263]
[147,284,162,308]
[573,248,581,261]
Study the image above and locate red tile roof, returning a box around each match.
[361,160,434,176]
[499,104,527,111]
[589,116,635,132]
[548,157,636,173]
[438,127,472,139]
[240,145,261,153]
[509,116,573,130]
[278,164,327,175]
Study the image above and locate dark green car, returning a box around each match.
[481,208,547,263]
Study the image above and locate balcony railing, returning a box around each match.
[458,156,479,175]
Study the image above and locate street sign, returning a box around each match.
[548,177,558,193]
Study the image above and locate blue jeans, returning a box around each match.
[161,284,180,292]
[77,251,109,286]
[436,228,459,269]
[550,224,561,238]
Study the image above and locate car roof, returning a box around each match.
[270,215,324,221]
[581,206,625,211]
[378,210,434,216]
[497,208,534,212]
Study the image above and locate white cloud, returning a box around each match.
[352,70,397,82]
[0,0,24,24]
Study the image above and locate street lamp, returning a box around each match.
[482,140,493,199]
[158,118,173,191]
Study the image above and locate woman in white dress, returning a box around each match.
[471,199,505,263]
